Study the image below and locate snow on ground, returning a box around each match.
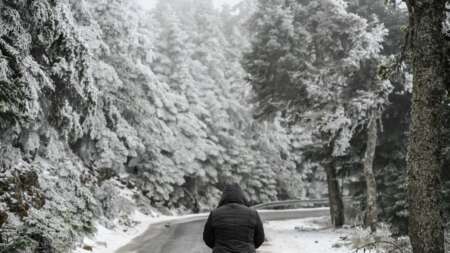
[74,209,351,253]
[258,216,352,253]
[74,211,208,253]
[258,207,330,214]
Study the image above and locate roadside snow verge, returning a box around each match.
[258,216,352,253]
[258,207,329,213]
[73,211,208,253]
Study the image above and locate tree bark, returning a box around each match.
[363,112,379,232]
[325,158,345,227]
[406,1,447,252]
[184,176,200,213]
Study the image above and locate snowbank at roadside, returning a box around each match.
[74,211,208,253]
[258,207,330,213]
[259,216,352,253]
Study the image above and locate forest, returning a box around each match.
[0,0,449,252]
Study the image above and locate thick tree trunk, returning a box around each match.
[325,159,344,227]
[363,113,379,232]
[406,1,447,252]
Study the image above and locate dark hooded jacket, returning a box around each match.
[203,184,265,253]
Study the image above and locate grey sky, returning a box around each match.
[136,0,242,10]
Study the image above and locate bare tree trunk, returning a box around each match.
[363,112,379,232]
[184,176,200,213]
[406,1,447,252]
[325,158,344,228]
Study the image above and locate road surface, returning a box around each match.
[116,208,329,253]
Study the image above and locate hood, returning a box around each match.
[217,183,249,207]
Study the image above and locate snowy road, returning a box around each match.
[115,208,331,253]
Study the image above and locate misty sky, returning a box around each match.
[136,0,242,9]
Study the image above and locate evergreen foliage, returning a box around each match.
[0,0,448,251]
[0,1,319,251]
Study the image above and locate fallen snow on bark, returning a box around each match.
[259,216,352,253]
[74,211,208,253]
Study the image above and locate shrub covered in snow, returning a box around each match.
[342,224,412,253]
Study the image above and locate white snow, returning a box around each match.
[75,211,351,253]
[74,211,208,253]
[258,216,351,253]
[258,207,330,213]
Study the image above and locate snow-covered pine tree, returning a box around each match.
[243,0,388,227]
[343,0,411,233]
[0,1,103,251]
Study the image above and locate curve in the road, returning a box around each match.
[116,208,330,253]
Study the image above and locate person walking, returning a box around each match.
[203,183,265,253]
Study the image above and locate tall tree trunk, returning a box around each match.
[406,1,447,252]
[325,158,344,227]
[184,176,200,213]
[363,112,379,232]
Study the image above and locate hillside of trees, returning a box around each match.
[0,0,449,252]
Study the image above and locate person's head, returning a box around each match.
[217,183,249,207]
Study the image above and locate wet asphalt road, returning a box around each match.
[116,208,330,253]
